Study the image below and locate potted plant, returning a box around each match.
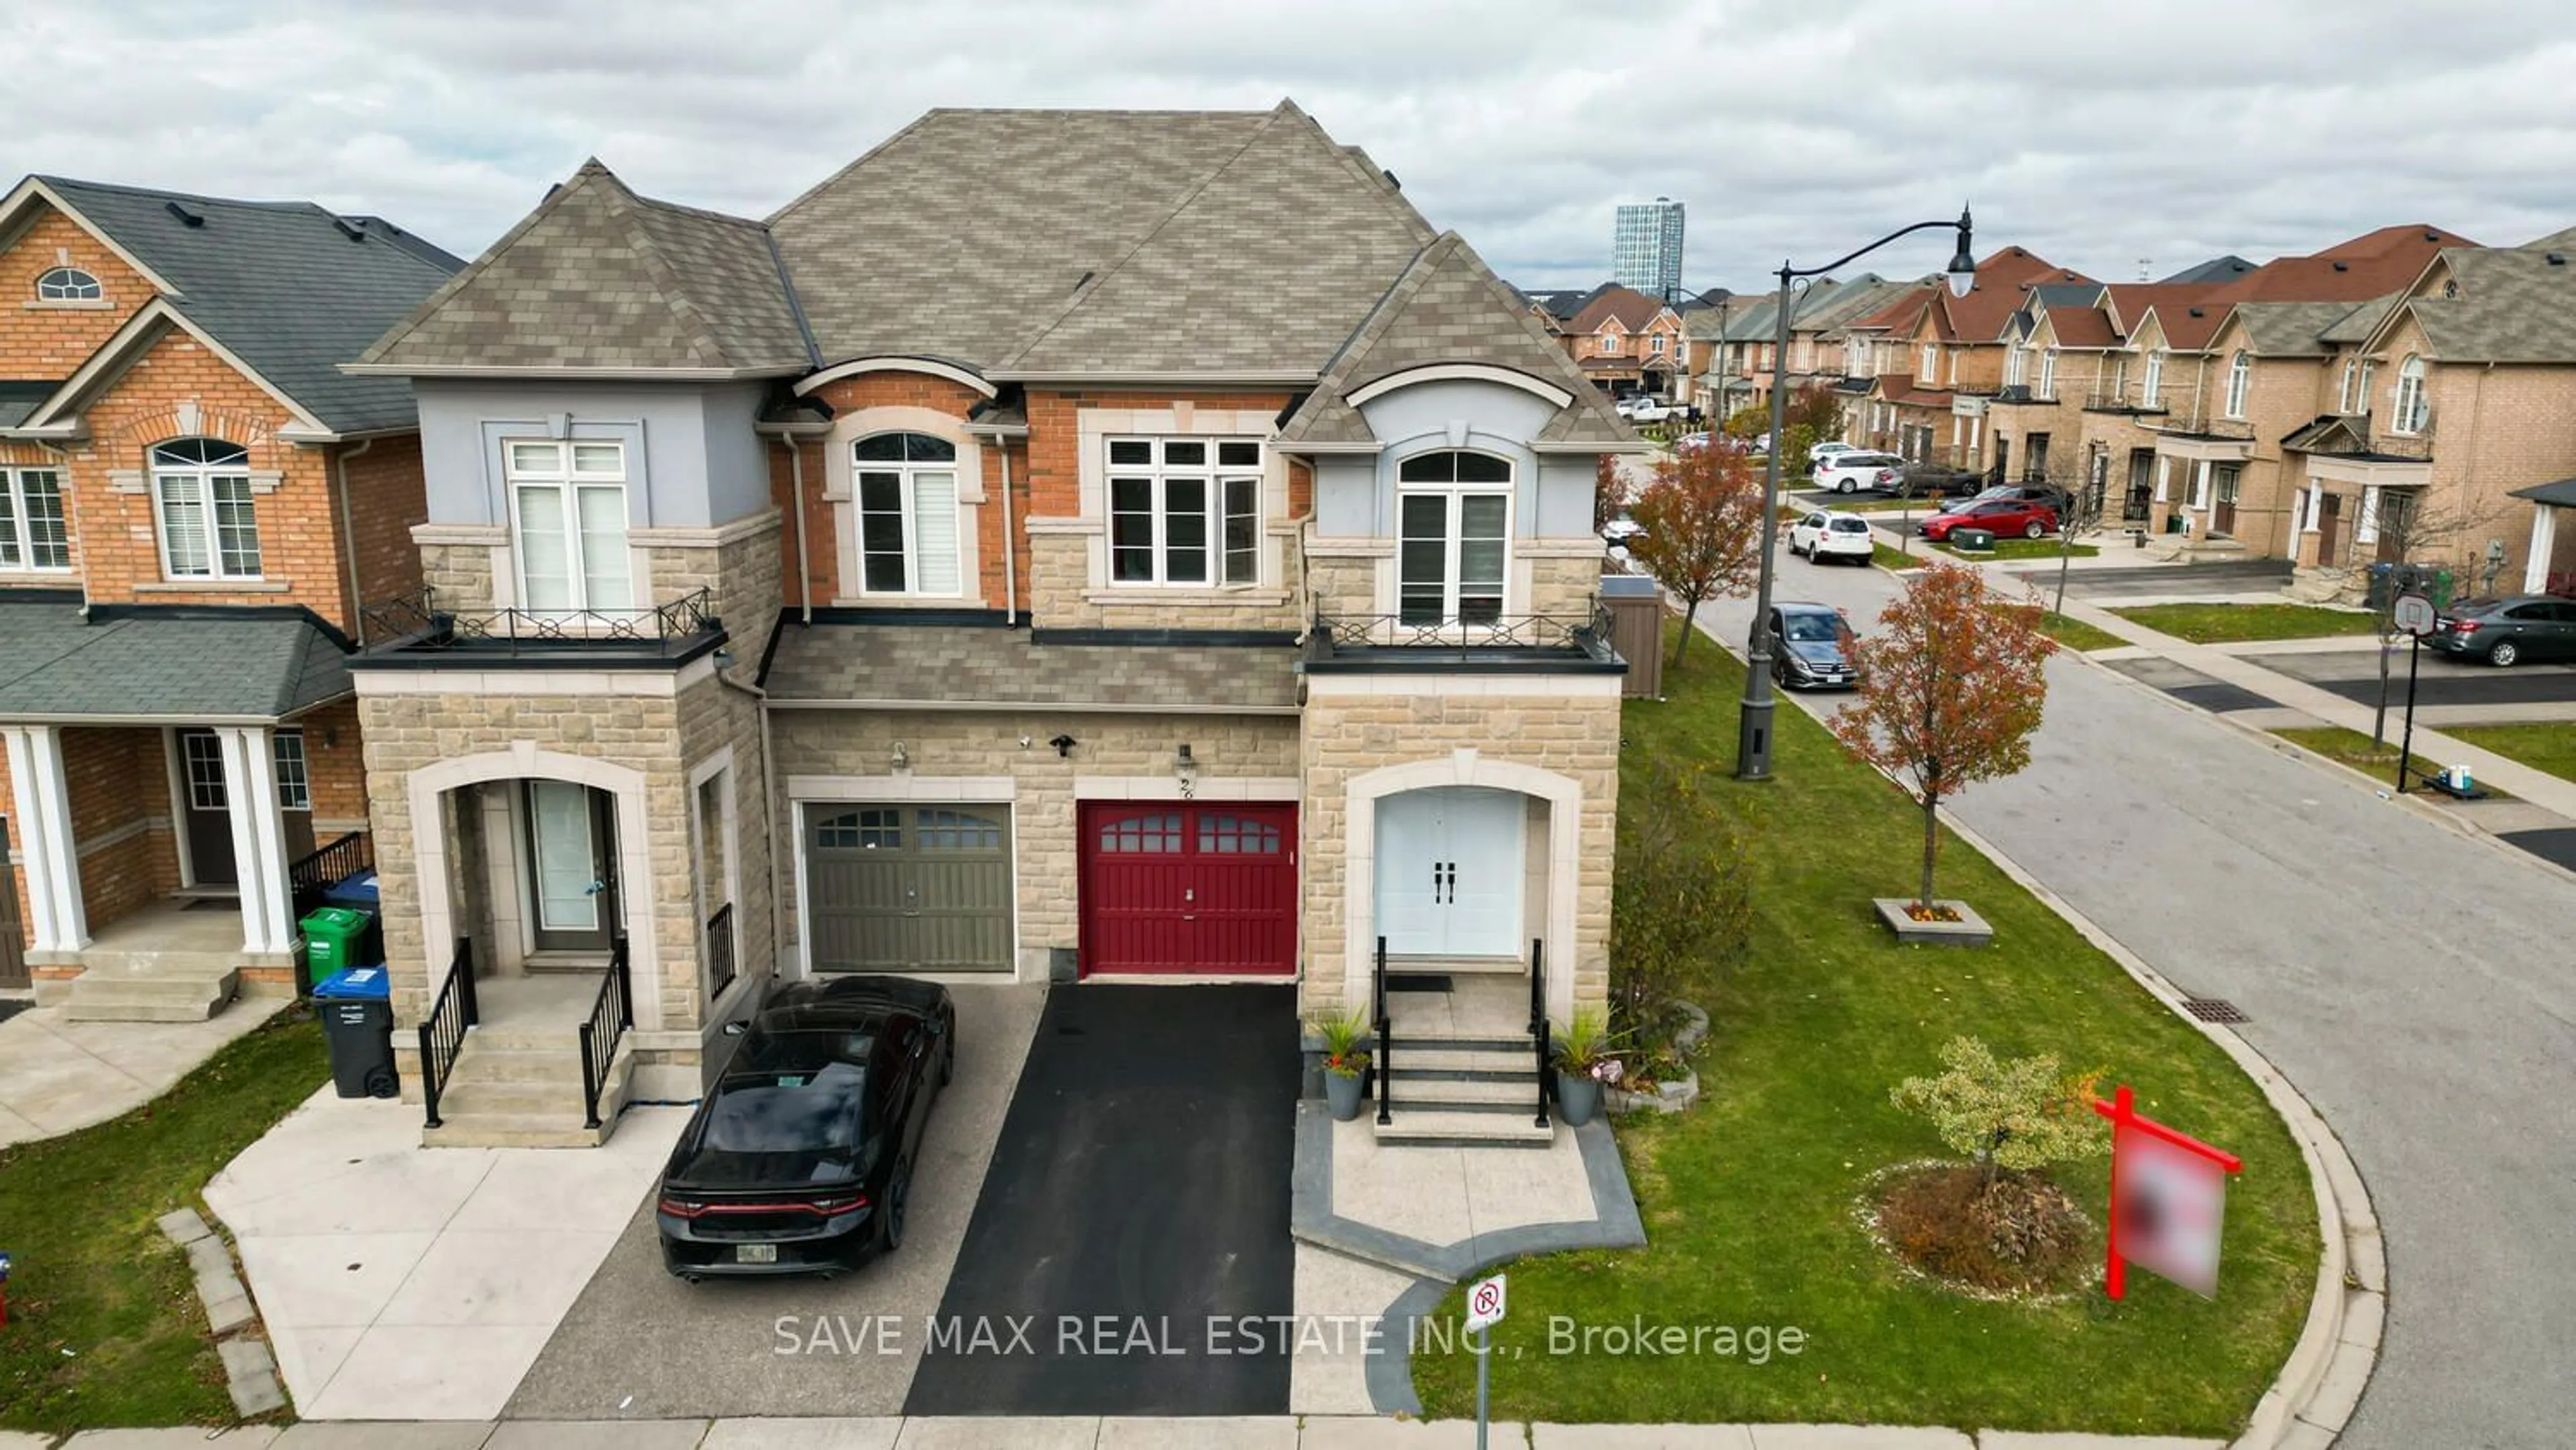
[1312,1011,1373,1122]
[1552,1007,1623,1127]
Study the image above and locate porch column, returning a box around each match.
[2,724,89,951]
[215,726,294,956]
[2528,507,2560,594]
[2306,481,2323,532]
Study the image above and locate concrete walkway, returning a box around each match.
[0,996,287,1149]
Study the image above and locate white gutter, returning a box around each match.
[335,437,376,642]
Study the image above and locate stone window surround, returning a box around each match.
[1040,403,1292,607]
[471,415,651,614]
[686,745,752,1025]
[820,405,985,609]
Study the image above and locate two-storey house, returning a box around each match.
[0,177,458,1015]
[344,103,1643,1148]
[1557,285,1682,397]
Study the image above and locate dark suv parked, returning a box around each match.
[1890,462,1982,499]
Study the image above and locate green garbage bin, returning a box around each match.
[300,907,374,989]
[1951,527,1996,551]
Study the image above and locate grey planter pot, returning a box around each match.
[1325,1068,1369,1122]
[1555,1070,1603,1127]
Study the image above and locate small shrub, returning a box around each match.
[1890,1035,2107,1174]
[1309,1010,1371,1078]
[1608,759,1751,1041]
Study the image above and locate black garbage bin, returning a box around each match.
[313,967,398,1099]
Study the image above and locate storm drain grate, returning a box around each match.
[2182,996,2249,1024]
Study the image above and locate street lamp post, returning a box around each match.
[1737,207,1979,782]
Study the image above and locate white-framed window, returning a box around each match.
[150,438,260,580]
[1106,437,1261,586]
[35,266,100,302]
[1600,332,1623,355]
[2357,484,2382,543]
[2337,358,2363,414]
[272,730,311,811]
[2392,354,2428,434]
[0,467,71,570]
[1395,449,1512,627]
[853,431,961,595]
[2039,349,2059,400]
[2143,349,2165,405]
[2223,350,2251,419]
[2109,356,2128,403]
[504,438,631,612]
[1650,333,1666,356]
[2006,348,2027,387]
[1919,343,1937,378]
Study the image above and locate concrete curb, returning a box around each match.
[155,1206,286,1418]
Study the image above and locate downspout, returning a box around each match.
[335,437,376,642]
[998,439,1018,626]
[714,664,789,987]
[787,437,812,625]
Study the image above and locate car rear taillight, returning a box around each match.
[1876,470,1895,484]
[659,1194,868,1219]
[658,1196,704,1218]
[2450,617,2481,633]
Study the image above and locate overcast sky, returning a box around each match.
[7,0,2571,296]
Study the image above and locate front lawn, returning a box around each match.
[1413,622,2318,1437]
[2446,723,2576,784]
[0,1013,326,1433]
[2108,603,2379,644]
[1872,543,1925,571]
[2271,725,2403,776]
[2033,612,2129,652]
[1933,539,2101,562]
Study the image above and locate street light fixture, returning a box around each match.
[1737,206,1976,783]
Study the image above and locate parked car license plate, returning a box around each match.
[735,1243,777,1264]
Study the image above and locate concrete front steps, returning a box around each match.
[63,963,243,1023]
[421,1021,637,1149]
[1373,1032,1555,1148]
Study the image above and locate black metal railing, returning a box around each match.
[287,830,373,925]
[1372,935,1392,1126]
[704,903,737,1002]
[579,933,635,1130]
[418,937,478,1131]
[362,586,720,655]
[1529,938,1552,1129]
[1314,603,1609,652]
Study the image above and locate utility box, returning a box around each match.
[1599,573,1665,699]
[1951,528,1996,552]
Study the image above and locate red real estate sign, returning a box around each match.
[2094,1085,2243,1300]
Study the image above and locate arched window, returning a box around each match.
[149,438,260,580]
[2337,358,2362,414]
[854,431,961,594]
[35,266,101,302]
[2006,348,2027,386]
[2392,354,2428,434]
[2223,350,2252,418]
[2142,348,2165,407]
[1395,450,1513,627]
[2039,349,2059,401]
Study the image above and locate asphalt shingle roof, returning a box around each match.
[762,623,1300,710]
[2227,301,2360,356]
[2396,248,2576,362]
[0,600,352,721]
[359,162,810,374]
[37,176,462,433]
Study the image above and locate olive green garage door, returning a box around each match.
[804,804,1014,972]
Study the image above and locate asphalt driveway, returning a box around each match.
[904,983,1300,1417]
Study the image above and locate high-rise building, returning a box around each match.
[1613,197,1685,299]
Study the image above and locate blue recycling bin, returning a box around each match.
[313,968,398,1100]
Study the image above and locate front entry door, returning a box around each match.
[177,729,237,889]
[527,781,614,953]
[2124,451,2154,522]
[2316,493,2343,566]
[1375,786,1524,958]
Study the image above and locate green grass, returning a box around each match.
[2108,603,2379,644]
[2446,723,2576,784]
[2272,725,2404,776]
[2273,724,2531,799]
[1872,543,1926,570]
[1933,539,2102,562]
[1412,623,2318,1436]
[2033,612,2129,652]
[0,1013,327,1433]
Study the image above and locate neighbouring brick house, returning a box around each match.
[1551,284,1682,397]
[345,103,1643,1147]
[0,176,458,1013]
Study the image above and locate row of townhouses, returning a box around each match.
[1691,227,2576,597]
[1,102,1647,1146]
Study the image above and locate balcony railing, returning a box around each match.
[2084,382,2176,415]
[1306,600,1625,674]
[360,586,721,660]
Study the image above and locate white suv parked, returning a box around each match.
[1812,450,1903,495]
[1788,510,1877,564]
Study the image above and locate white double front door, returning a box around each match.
[1375,786,1524,958]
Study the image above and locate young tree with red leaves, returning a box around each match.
[1625,439,1766,664]
[1829,564,2056,911]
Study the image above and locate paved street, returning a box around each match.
[1692,558,2576,1450]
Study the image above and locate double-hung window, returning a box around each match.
[855,432,961,594]
[0,467,70,571]
[2223,350,2251,419]
[1106,437,1261,586]
[151,439,260,580]
[1395,450,1512,627]
[2392,355,2428,434]
[506,439,631,613]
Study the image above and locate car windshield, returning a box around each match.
[1782,613,1842,642]
[1829,517,1870,533]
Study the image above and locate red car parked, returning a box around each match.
[1917,497,2059,541]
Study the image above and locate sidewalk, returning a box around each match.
[0,995,287,1149]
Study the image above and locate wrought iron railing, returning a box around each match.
[704,902,737,1003]
[287,830,373,931]
[579,933,635,1130]
[362,586,720,655]
[1372,936,1392,1127]
[1528,938,1552,1129]
[418,937,477,1131]
[1314,599,1611,653]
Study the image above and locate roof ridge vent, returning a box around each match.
[1072,270,1096,294]
[164,200,205,228]
[332,217,368,243]
[2332,260,2349,271]
[2188,307,2205,317]
[2548,252,2568,266]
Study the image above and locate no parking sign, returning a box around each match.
[1466,1272,1507,1333]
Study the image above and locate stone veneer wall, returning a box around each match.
[769,709,1299,978]
[1526,551,1609,620]
[644,511,786,655]
[418,537,499,613]
[1024,533,1305,633]
[1297,687,1621,1017]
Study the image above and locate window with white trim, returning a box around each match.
[1106,437,1261,586]
[1395,450,1511,627]
[272,730,311,811]
[2038,349,2059,401]
[2223,350,2251,419]
[2006,348,2027,387]
[0,467,70,570]
[2392,354,2428,434]
[150,439,260,580]
[853,431,961,594]
[1919,343,1937,378]
[2337,358,2363,414]
[1650,333,1666,356]
[2143,349,2165,406]
[1600,332,1622,355]
[35,266,100,302]
[504,438,631,612]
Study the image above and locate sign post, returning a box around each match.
[2392,592,2436,794]
[1465,1272,1507,1449]
[2094,1086,2243,1299]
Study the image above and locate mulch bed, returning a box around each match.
[1872,1162,2097,1296]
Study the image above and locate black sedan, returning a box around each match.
[657,976,956,1281]
[1768,601,1860,689]
[2425,595,2576,667]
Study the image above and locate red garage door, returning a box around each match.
[1081,802,1297,976]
